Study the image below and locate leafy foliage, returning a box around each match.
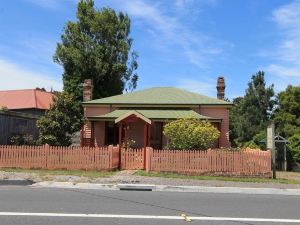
[230,71,274,146]
[288,133,300,163]
[163,118,220,150]
[54,0,138,101]
[243,130,266,149]
[37,92,83,146]
[10,134,36,145]
[0,106,8,111]
[273,85,300,162]
[274,85,300,137]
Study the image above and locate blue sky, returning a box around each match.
[0,0,299,99]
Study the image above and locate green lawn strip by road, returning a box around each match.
[0,168,115,178]
[135,170,300,185]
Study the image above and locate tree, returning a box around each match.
[37,92,82,146]
[163,118,220,150]
[288,133,300,163]
[274,85,300,163]
[229,97,243,146]
[54,0,138,101]
[274,85,300,137]
[243,130,266,149]
[229,71,275,145]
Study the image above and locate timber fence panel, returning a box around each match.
[148,148,272,177]
[0,145,117,171]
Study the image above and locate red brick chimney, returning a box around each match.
[216,76,225,100]
[83,79,93,101]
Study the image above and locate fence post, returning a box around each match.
[145,147,152,172]
[108,145,113,169]
[45,144,50,169]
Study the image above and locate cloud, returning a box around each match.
[0,58,62,91]
[118,0,226,67]
[176,78,216,97]
[18,38,58,65]
[272,0,300,65]
[265,64,300,92]
[261,0,300,90]
[175,0,217,10]
[25,0,61,9]
[266,64,300,78]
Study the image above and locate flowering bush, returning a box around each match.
[163,118,220,150]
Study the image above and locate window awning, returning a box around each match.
[87,109,222,123]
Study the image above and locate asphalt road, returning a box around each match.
[0,186,299,225]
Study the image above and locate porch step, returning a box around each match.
[117,184,155,191]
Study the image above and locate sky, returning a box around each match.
[0,0,299,99]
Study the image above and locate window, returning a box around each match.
[105,121,119,145]
[13,118,28,134]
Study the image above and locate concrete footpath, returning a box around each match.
[2,170,300,188]
[2,170,300,195]
[30,181,300,196]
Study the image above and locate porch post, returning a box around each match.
[147,123,151,147]
[118,122,122,170]
[118,122,122,147]
[143,123,147,168]
[143,123,147,149]
[90,121,95,147]
[124,122,128,149]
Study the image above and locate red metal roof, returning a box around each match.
[0,89,55,110]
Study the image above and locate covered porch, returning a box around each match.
[81,109,222,149]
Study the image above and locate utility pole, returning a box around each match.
[267,121,276,179]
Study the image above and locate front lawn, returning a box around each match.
[135,170,300,185]
[0,168,115,178]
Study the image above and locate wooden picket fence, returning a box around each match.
[146,148,272,177]
[121,148,144,170]
[0,145,272,177]
[0,145,119,170]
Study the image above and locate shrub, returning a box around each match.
[163,118,220,150]
[37,92,82,146]
[243,130,266,149]
[288,133,300,163]
[122,138,136,149]
[10,134,35,145]
[0,106,8,111]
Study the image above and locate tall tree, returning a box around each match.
[230,71,275,145]
[38,0,138,145]
[274,85,300,162]
[274,85,300,137]
[54,0,138,100]
[37,92,82,146]
[229,97,243,146]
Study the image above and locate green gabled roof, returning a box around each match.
[88,109,214,121]
[83,87,232,105]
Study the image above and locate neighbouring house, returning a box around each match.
[0,89,54,144]
[81,77,233,149]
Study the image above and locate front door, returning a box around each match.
[105,121,119,146]
[150,122,163,149]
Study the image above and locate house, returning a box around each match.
[81,77,232,149]
[0,89,54,144]
[0,88,54,116]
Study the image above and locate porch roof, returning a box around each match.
[87,109,220,122]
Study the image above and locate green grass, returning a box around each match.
[135,170,300,185]
[0,168,115,178]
